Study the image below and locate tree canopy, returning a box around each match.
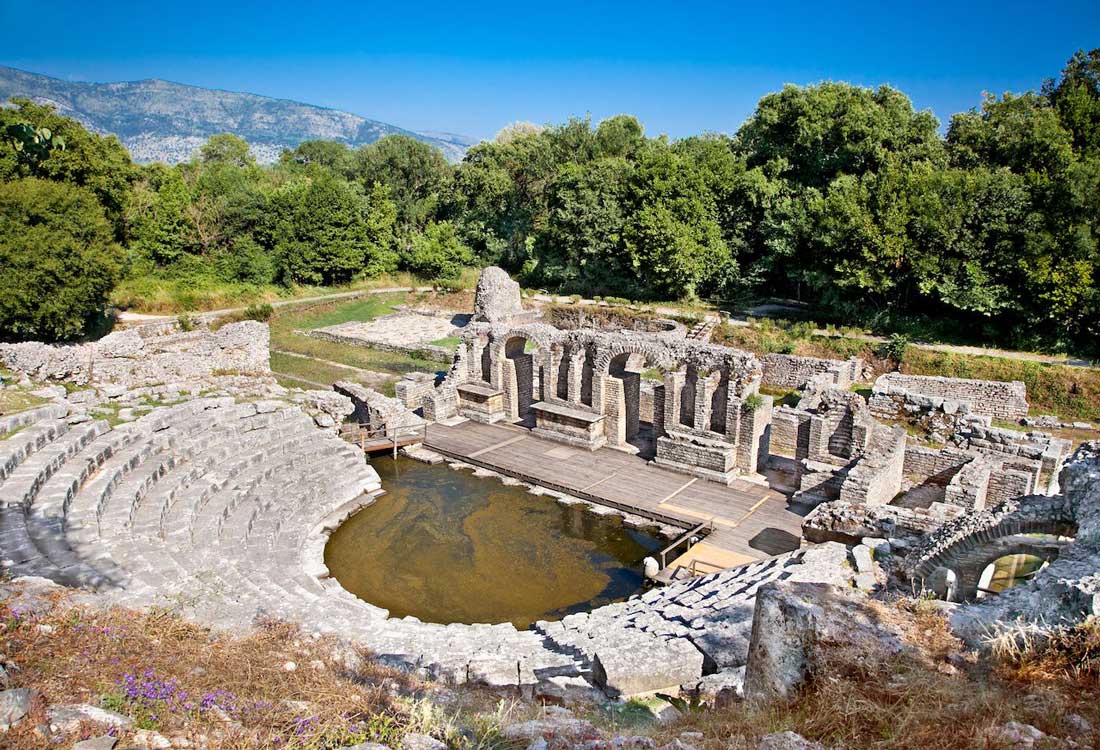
[0,50,1097,355]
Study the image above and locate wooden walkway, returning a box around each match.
[424,420,806,569]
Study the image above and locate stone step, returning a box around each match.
[0,403,69,438]
[0,420,110,509]
[0,419,70,483]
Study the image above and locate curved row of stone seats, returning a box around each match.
[0,403,69,438]
[0,416,71,482]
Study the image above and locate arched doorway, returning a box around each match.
[503,335,540,424]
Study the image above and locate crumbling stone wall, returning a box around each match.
[837,424,906,506]
[761,354,863,391]
[965,423,1070,494]
[0,321,270,387]
[874,372,1028,422]
[394,372,438,410]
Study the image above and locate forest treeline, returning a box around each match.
[1,50,1098,354]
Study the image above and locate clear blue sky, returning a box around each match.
[2,0,1097,140]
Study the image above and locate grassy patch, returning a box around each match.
[0,388,47,417]
[428,335,461,349]
[110,270,453,315]
[266,294,444,387]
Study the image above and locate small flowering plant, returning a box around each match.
[101,669,240,730]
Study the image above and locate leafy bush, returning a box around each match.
[243,303,274,322]
[0,178,123,341]
[877,333,911,363]
[177,313,196,331]
[403,221,473,282]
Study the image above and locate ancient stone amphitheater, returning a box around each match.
[0,374,852,697]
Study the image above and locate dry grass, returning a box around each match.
[1,594,436,749]
[654,599,1100,750]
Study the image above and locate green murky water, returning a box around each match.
[324,456,662,629]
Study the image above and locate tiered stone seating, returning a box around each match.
[0,394,854,693]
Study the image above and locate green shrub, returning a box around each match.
[877,333,911,363]
[177,313,196,331]
[243,303,274,322]
[0,178,124,341]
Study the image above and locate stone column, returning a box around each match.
[694,371,717,433]
[567,348,587,404]
[548,345,564,401]
[604,376,626,447]
[736,394,774,474]
[664,370,685,430]
[653,383,666,437]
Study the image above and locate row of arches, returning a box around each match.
[452,325,763,462]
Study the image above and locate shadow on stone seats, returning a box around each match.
[749,528,801,556]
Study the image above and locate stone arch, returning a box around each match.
[909,496,1076,601]
[495,332,543,422]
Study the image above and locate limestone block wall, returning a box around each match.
[874,373,1028,422]
[965,423,1071,493]
[394,372,438,410]
[736,395,774,474]
[761,354,863,391]
[771,407,811,459]
[0,321,270,387]
[838,424,907,506]
[639,380,657,423]
[903,445,973,485]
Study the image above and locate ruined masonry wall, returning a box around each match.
[761,354,863,391]
[875,373,1028,422]
[0,321,270,387]
[838,424,906,506]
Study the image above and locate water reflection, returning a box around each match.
[325,456,662,629]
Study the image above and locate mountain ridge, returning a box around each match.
[0,65,477,164]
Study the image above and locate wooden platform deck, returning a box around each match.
[424,419,806,569]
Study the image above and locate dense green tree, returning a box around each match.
[0,99,134,240]
[405,221,473,281]
[351,135,451,230]
[130,166,195,265]
[1044,49,1100,155]
[537,158,634,292]
[0,178,124,340]
[735,82,943,188]
[280,140,353,172]
[271,175,395,285]
[623,149,733,299]
[199,133,255,168]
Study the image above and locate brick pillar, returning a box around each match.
[736,394,773,473]
[694,372,717,433]
[604,376,626,446]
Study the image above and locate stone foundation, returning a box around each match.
[873,372,1028,422]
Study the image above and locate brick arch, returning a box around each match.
[591,342,674,413]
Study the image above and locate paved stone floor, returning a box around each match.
[424,419,807,565]
[314,311,462,348]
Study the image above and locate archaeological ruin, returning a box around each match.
[0,265,1098,707]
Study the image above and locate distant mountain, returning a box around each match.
[0,65,477,164]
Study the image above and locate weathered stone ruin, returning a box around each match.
[761,353,863,391]
[426,322,773,482]
[872,372,1029,422]
[0,320,270,387]
[472,265,527,324]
